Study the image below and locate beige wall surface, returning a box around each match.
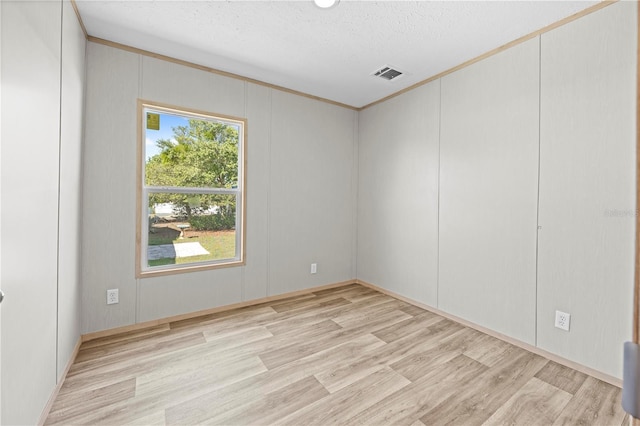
[439,37,540,346]
[58,0,86,379]
[1,1,85,424]
[1,4,3,422]
[1,2,60,424]
[82,43,139,332]
[357,1,636,379]
[82,43,358,332]
[357,81,440,306]
[537,1,637,378]
[269,90,357,296]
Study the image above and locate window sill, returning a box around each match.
[136,259,245,279]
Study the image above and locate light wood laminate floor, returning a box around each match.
[46,284,629,425]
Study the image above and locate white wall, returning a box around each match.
[58,0,86,378]
[0,1,85,424]
[82,43,358,332]
[82,44,138,331]
[0,2,3,421]
[439,38,540,345]
[1,2,60,423]
[537,2,636,378]
[269,90,356,295]
[357,1,636,379]
[357,81,440,306]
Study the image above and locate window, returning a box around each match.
[137,101,245,277]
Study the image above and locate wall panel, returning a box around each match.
[138,268,242,322]
[0,4,3,422]
[243,83,271,300]
[1,1,61,423]
[58,0,86,378]
[438,37,540,345]
[82,43,139,333]
[269,90,356,295]
[357,81,440,305]
[140,56,245,118]
[537,0,636,378]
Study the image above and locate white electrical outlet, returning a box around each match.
[555,310,570,331]
[107,289,119,305]
[310,263,317,274]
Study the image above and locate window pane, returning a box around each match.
[145,111,240,189]
[147,192,237,268]
[139,102,245,276]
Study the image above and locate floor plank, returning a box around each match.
[462,332,517,367]
[315,319,465,393]
[346,354,490,425]
[372,311,444,343]
[203,375,329,425]
[70,332,206,373]
[165,333,387,425]
[80,324,171,350]
[482,377,573,425]
[121,411,166,426]
[278,367,410,425]
[390,327,485,382]
[535,360,588,395]
[259,310,409,370]
[419,348,549,425]
[46,378,136,425]
[552,376,628,426]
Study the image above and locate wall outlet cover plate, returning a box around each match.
[555,310,570,331]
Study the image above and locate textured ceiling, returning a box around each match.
[75,0,600,108]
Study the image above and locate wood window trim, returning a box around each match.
[135,99,247,278]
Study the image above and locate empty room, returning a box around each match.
[1,0,638,424]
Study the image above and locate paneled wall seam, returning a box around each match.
[436,78,442,309]
[437,37,540,345]
[0,1,3,420]
[635,0,640,345]
[534,35,542,348]
[136,53,143,324]
[241,80,247,302]
[266,88,272,296]
[56,0,86,379]
[352,110,359,280]
[78,22,89,340]
[55,0,64,384]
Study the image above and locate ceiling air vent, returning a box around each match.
[372,65,403,81]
